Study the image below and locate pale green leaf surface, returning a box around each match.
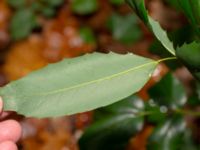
[126,0,176,55]
[148,17,175,56]
[0,52,157,118]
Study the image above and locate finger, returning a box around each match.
[0,112,11,119]
[0,141,18,150]
[0,120,22,143]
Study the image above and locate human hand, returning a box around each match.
[0,97,22,150]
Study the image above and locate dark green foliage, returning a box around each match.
[126,0,148,24]
[164,0,181,9]
[187,83,200,106]
[40,0,64,7]
[147,115,186,150]
[79,27,96,44]
[176,42,200,81]
[177,0,200,36]
[10,9,38,40]
[7,0,26,8]
[35,0,64,17]
[147,74,199,149]
[71,0,98,15]
[148,73,187,109]
[179,130,199,150]
[145,99,167,124]
[168,25,195,48]
[109,0,124,6]
[8,0,64,40]
[79,95,144,150]
[107,13,142,45]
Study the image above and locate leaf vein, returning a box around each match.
[35,61,157,96]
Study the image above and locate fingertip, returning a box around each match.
[0,141,18,150]
[0,120,22,143]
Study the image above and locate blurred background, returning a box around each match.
[0,0,199,149]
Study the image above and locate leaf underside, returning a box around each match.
[0,52,157,118]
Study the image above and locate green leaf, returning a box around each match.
[178,0,200,36]
[189,0,200,26]
[40,0,64,7]
[109,0,124,6]
[71,0,98,15]
[148,73,187,109]
[79,27,96,44]
[176,42,200,69]
[10,9,38,40]
[107,13,142,45]
[168,25,195,48]
[188,82,200,106]
[145,99,167,124]
[197,82,200,99]
[179,129,199,150]
[164,0,181,9]
[41,7,56,18]
[94,94,144,119]
[0,52,157,118]
[126,0,176,55]
[79,95,144,150]
[126,0,148,24]
[148,17,176,55]
[147,115,186,150]
[31,0,63,18]
[176,42,200,81]
[7,0,26,8]
[187,96,200,106]
[149,40,180,70]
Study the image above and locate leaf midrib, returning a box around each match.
[30,61,157,96]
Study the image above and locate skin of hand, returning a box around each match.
[0,97,22,150]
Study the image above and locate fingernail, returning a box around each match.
[0,97,3,111]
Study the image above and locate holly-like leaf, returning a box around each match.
[176,42,200,81]
[148,73,187,109]
[107,13,142,45]
[79,95,144,150]
[0,52,157,118]
[126,0,176,55]
[168,25,194,48]
[71,0,98,15]
[10,9,38,40]
[147,115,186,150]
